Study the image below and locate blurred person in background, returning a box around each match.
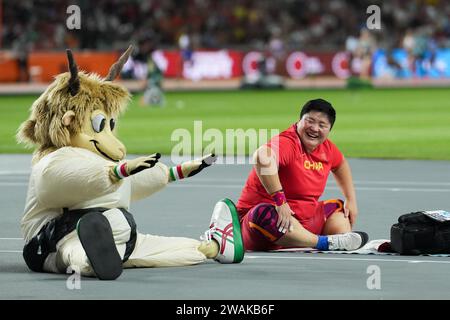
[412,27,432,77]
[268,25,286,75]
[356,28,376,80]
[12,37,30,82]
[345,31,360,77]
[178,28,194,80]
[141,57,165,107]
[402,28,416,76]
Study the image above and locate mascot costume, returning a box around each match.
[17,46,244,280]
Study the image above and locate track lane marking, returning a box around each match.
[247,255,450,264]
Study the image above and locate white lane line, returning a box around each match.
[168,184,450,192]
[1,250,448,264]
[352,181,450,186]
[329,186,450,193]
[2,182,449,192]
[0,171,450,186]
[1,182,449,192]
[168,184,242,189]
[0,171,30,175]
[194,178,450,186]
[246,255,450,264]
[0,170,449,186]
[1,171,449,187]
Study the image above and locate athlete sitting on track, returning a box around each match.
[236,98,369,251]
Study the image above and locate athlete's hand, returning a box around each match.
[344,198,358,227]
[275,202,295,234]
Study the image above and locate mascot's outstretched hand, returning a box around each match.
[110,153,161,182]
[169,153,217,182]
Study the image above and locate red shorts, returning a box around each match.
[239,199,344,251]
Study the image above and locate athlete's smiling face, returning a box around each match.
[296,111,332,153]
[69,109,126,162]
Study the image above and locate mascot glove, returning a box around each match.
[169,153,217,182]
[112,153,161,180]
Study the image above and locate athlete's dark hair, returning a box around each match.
[300,98,336,129]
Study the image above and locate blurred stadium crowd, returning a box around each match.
[3,0,450,52]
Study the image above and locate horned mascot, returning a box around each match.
[17,46,244,280]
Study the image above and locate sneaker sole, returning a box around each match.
[76,212,123,280]
[354,231,369,250]
[221,198,244,263]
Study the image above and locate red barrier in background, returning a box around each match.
[0,52,19,82]
[152,50,351,79]
[28,52,120,82]
[0,50,355,82]
[241,51,340,78]
[151,50,243,80]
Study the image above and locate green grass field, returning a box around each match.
[1,88,450,160]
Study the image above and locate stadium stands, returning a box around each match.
[2,0,449,51]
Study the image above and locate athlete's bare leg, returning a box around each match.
[275,217,318,247]
[322,211,352,235]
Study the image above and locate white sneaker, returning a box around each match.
[328,231,369,251]
[201,198,244,263]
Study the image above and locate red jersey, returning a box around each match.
[237,123,344,222]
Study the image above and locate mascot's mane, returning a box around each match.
[17,46,133,162]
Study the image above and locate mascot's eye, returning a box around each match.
[110,118,116,131]
[92,114,106,133]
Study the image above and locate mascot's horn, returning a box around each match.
[66,49,80,96]
[105,45,134,81]
[66,49,80,97]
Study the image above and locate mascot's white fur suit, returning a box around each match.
[17,46,244,280]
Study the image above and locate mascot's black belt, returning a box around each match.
[23,207,137,272]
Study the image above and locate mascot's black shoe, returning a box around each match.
[77,212,123,280]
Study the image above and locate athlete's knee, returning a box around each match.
[323,199,345,219]
[247,203,284,242]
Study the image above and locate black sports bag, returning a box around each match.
[390,210,450,255]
